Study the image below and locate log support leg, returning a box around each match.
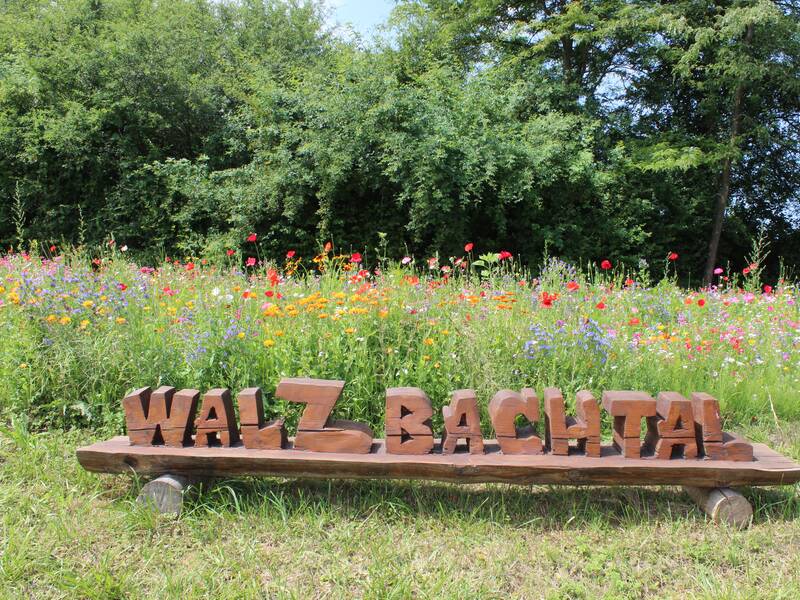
[137,474,195,516]
[683,486,753,528]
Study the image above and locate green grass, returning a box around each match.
[2,425,799,599]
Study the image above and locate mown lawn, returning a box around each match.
[2,423,799,599]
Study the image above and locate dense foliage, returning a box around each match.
[1,0,798,281]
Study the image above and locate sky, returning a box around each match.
[329,0,396,35]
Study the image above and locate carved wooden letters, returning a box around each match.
[385,387,434,455]
[122,380,754,463]
[238,388,287,450]
[442,389,484,454]
[195,388,240,447]
[488,388,542,455]
[602,391,657,458]
[644,392,698,459]
[275,378,373,453]
[123,386,198,447]
[543,389,601,457]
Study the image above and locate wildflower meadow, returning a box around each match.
[1,238,797,435]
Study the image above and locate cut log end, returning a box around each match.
[137,474,194,516]
[683,486,753,528]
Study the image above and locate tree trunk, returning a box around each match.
[704,23,754,285]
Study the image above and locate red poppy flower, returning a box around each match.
[350,252,362,263]
[265,290,274,297]
[628,317,640,326]
[566,281,580,292]
[668,252,679,261]
[600,260,612,270]
[763,285,773,294]
[246,233,257,242]
[539,292,559,307]
[596,301,606,310]
[49,245,56,252]
[498,250,513,261]
[464,242,474,252]
[625,278,634,287]
[226,249,235,256]
[286,250,296,259]
[246,257,256,267]
[742,267,750,275]
[697,299,706,307]
[185,262,195,271]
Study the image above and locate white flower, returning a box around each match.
[211,287,220,297]
[120,245,128,252]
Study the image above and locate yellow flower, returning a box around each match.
[263,339,275,348]
[423,337,434,346]
[115,317,127,325]
[319,313,328,319]
[143,306,151,311]
[344,327,355,334]
[237,331,246,339]
[440,329,450,335]
[422,355,431,361]
[386,347,393,355]
[0,286,4,294]
[275,330,285,337]
[19,363,28,369]
[82,300,94,309]
[379,309,389,319]
[100,295,108,302]
[59,316,71,325]
[434,361,441,369]
[80,320,90,330]
[46,314,57,323]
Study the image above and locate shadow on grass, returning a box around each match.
[129,476,800,529]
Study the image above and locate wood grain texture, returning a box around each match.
[544,389,601,457]
[237,388,287,450]
[194,389,240,447]
[124,386,199,447]
[442,389,484,455]
[691,392,724,443]
[275,378,374,453]
[489,388,541,455]
[385,387,434,454]
[77,437,800,487]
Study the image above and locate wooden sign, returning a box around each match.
[78,377,800,491]
[117,377,755,461]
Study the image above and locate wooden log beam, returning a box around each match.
[77,437,800,488]
[137,474,195,516]
[683,486,753,528]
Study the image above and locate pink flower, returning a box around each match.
[401,256,412,265]
[247,233,257,242]
[246,257,256,267]
[713,267,723,275]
